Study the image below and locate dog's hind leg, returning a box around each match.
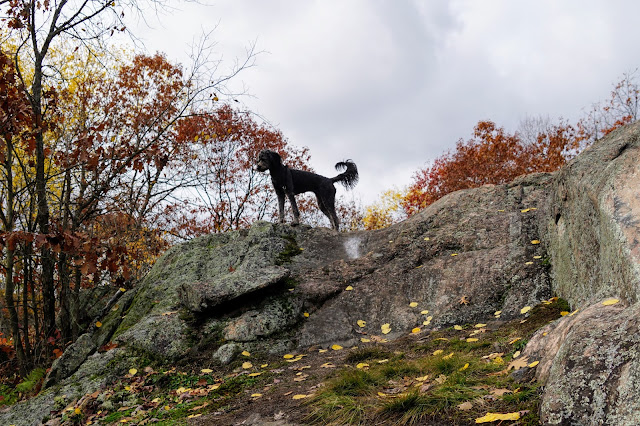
[287,192,301,225]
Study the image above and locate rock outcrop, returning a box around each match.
[2,121,640,425]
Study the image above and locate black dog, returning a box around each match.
[256,150,358,231]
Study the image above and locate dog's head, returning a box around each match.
[256,149,281,172]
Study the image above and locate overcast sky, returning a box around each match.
[128,0,640,204]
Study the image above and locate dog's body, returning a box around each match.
[256,150,358,231]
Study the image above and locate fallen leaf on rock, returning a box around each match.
[95,321,102,328]
[248,372,262,377]
[475,412,520,423]
[242,362,253,369]
[568,309,579,316]
[381,323,392,334]
[421,310,429,314]
[528,360,539,368]
[357,320,366,327]
[520,306,531,314]
[129,368,137,376]
[345,285,353,291]
[411,327,421,334]
[602,298,619,306]
[509,338,521,345]
[415,375,429,382]
[513,351,521,358]
[303,312,310,317]
[321,362,336,368]
[378,359,389,364]
[560,311,569,316]
[475,323,487,328]
[318,349,328,353]
[356,363,369,369]
[533,255,542,259]
[409,302,419,307]
[251,393,262,398]
[241,350,251,357]
[360,338,371,343]
[283,354,295,359]
[261,363,268,368]
[424,237,430,241]
[525,261,534,265]
[507,356,530,371]
[466,338,479,342]
[451,253,458,256]
[201,368,213,374]
[458,401,473,411]
[331,344,343,351]
[292,394,308,400]
[531,240,540,245]
[454,325,463,331]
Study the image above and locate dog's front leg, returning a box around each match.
[287,192,300,226]
[276,189,286,224]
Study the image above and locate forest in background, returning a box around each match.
[0,0,638,399]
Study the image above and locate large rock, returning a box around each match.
[519,121,640,425]
[546,121,640,306]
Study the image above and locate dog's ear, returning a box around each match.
[267,150,282,164]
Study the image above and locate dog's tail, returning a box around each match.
[332,160,359,189]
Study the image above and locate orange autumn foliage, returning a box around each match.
[402,120,577,215]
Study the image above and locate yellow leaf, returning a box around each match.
[443,352,454,360]
[466,338,479,342]
[432,349,443,356]
[423,320,431,326]
[129,368,137,376]
[200,368,212,374]
[459,363,469,371]
[283,354,295,359]
[560,311,569,316]
[520,208,531,213]
[251,393,262,398]
[378,392,387,397]
[454,325,463,330]
[331,344,343,351]
[357,320,366,327]
[474,323,486,328]
[241,350,251,357]
[242,362,253,369]
[119,287,127,292]
[525,261,534,265]
[74,408,81,415]
[377,359,389,364]
[416,375,429,381]
[509,338,521,345]
[475,412,521,423]
[345,285,354,291]
[533,255,542,259]
[493,356,504,365]
[356,363,369,369]
[531,240,541,245]
[303,312,310,317]
[248,372,262,377]
[568,309,579,316]
[124,385,131,391]
[381,323,392,334]
[602,298,619,306]
[292,394,308,400]
[318,349,328,353]
[528,360,539,368]
[420,310,429,315]
[494,310,502,316]
[520,306,532,314]
[411,327,421,334]
[360,338,371,343]
[513,350,521,358]
[261,364,268,368]
[451,253,458,256]
[409,302,418,307]
[95,321,102,328]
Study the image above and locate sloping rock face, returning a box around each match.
[518,121,640,425]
